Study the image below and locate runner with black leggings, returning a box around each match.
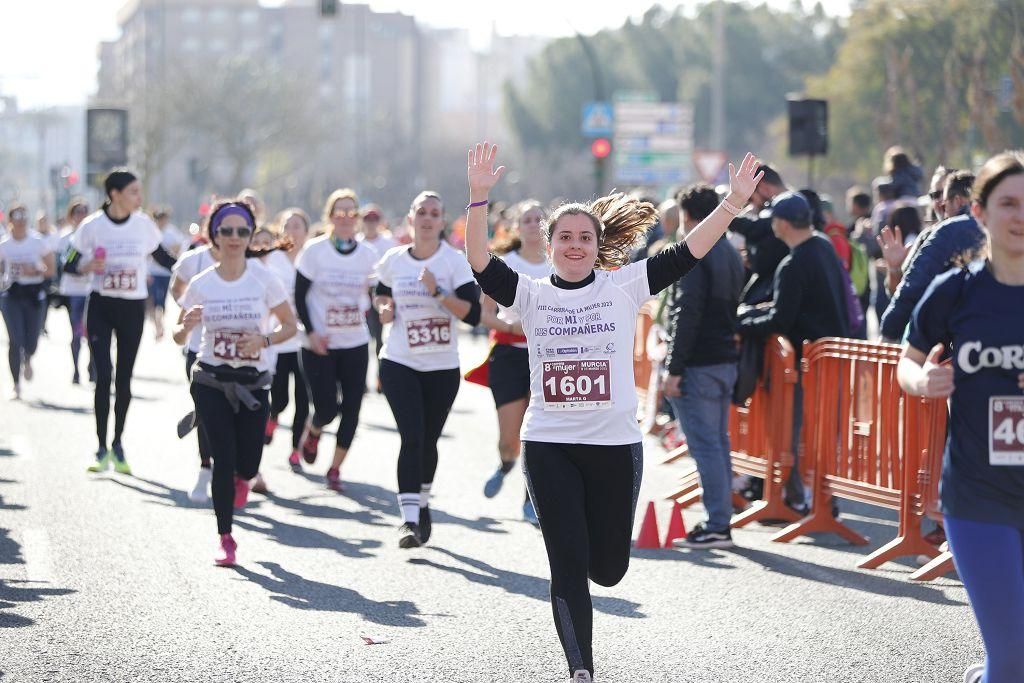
[374,190,481,548]
[465,142,762,682]
[173,201,296,566]
[898,151,1024,683]
[64,170,178,474]
[293,190,377,491]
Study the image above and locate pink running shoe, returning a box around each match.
[326,467,343,492]
[234,476,250,509]
[300,426,320,464]
[287,451,302,473]
[215,533,237,566]
[263,417,278,445]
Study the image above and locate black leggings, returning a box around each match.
[185,351,212,468]
[300,345,368,450]
[86,295,146,449]
[271,351,309,450]
[379,359,460,494]
[0,293,45,385]
[522,441,643,678]
[192,382,269,535]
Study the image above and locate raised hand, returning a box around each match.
[727,153,765,206]
[467,142,506,199]
[876,225,908,271]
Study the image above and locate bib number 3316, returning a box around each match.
[542,359,611,411]
[406,317,451,353]
[990,396,1024,466]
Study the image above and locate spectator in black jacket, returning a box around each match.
[739,191,849,511]
[663,184,745,549]
[729,164,789,306]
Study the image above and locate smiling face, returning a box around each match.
[410,196,444,243]
[330,197,359,241]
[547,213,599,281]
[216,214,253,258]
[974,173,1024,259]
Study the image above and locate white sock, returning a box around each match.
[419,483,432,509]
[397,493,420,524]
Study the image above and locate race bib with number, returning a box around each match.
[212,329,260,362]
[9,262,31,280]
[405,317,452,353]
[541,359,612,411]
[989,396,1024,466]
[326,304,362,330]
[103,269,138,292]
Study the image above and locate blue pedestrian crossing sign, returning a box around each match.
[581,102,614,137]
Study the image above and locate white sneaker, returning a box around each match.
[962,664,984,683]
[571,671,592,683]
[189,467,212,504]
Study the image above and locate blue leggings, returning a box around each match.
[944,515,1024,683]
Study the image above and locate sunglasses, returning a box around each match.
[216,226,253,238]
[9,210,26,220]
[332,209,359,218]
[929,191,943,200]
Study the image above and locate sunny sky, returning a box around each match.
[0,0,852,110]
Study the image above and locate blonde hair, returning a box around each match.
[544,192,657,269]
[321,188,360,224]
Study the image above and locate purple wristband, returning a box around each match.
[465,200,488,210]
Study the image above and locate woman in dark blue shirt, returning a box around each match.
[898,151,1024,683]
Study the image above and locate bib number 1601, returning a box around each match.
[541,359,611,411]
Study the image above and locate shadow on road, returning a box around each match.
[264,490,390,527]
[234,512,382,559]
[0,529,23,566]
[0,448,15,458]
[235,561,426,627]
[729,546,965,606]
[630,547,737,569]
[25,400,92,415]
[0,579,75,629]
[102,475,192,507]
[409,547,645,619]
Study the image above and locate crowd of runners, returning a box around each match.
[1,143,1022,683]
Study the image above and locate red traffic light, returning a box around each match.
[591,138,611,159]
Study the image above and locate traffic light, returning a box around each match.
[320,0,337,17]
[591,137,611,159]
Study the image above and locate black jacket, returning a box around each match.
[667,237,744,374]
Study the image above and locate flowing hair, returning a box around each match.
[544,192,657,269]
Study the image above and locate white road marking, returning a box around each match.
[21,528,55,584]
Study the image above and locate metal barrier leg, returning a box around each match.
[909,550,956,581]
[661,443,690,465]
[664,470,702,508]
[770,492,870,545]
[858,535,940,570]
[731,461,800,529]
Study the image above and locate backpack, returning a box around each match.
[848,240,870,297]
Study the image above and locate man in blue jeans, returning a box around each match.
[663,184,745,549]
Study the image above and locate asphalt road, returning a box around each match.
[0,317,981,682]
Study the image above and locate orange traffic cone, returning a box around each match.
[633,501,661,548]
[663,501,688,548]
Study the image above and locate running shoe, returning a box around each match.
[189,467,212,504]
[22,358,33,381]
[523,498,539,527]
[483,468,507,498]
[72,371,81,385]
[234,476,250,509]
[326,467,343,492]
[300,426,320,464]
[672,522,734,550]
[214,533,237,567]
[86,447,111,473]
[571,671,593,683]
[263,417,278,445]
[287,451,302,473]
[962,664,984,683]
[397,522,422,549]
[110,443,132,475]
[250,472,269,495]
[418,507,432,544]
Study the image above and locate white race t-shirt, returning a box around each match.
[57,228,91,296]
[264,249,302,354]
[173,245,216,353]
[180,264,287,374]
[360,233,396,255]
[511,260,653,446]
[296,237,378,351]
[498,251,552,348]
[149,223,185,276]
[376,242,476,372]
[0,233,51,286]
[71,210,161,300]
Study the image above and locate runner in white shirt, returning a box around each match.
[293,190,378,492]
[56,199,93,385]
[147,207,185,340]
[471,200,551,526]
[373,190,481,548]
[0,203,55,399]
[465,142,763,683]
[359,203,395,380]
[173,200,296,567]
[64,169,179,474]
[262,209,311,474]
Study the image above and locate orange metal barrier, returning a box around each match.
[771,339,950,576]
[909,399,955,580]
[664,335,804,528]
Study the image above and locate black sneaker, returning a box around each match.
[397,522,422,549]
[418,507,432,544]
[672,522,734,549]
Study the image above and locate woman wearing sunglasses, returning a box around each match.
[173,201,296,566]
[63,169,178,473]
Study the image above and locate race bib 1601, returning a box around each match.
[541,359,611,411]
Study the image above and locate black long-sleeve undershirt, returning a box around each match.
[294,272,315,333]
[63,243,176,275]
[372,282,481,326]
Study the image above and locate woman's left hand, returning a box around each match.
[728,153,765,206]
[419,268,437,294]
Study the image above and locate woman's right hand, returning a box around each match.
[467,142,505,199]
[307,331,329,356]
[918,344,954,398]
[88,258,106,274]
[375,296,394,324]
